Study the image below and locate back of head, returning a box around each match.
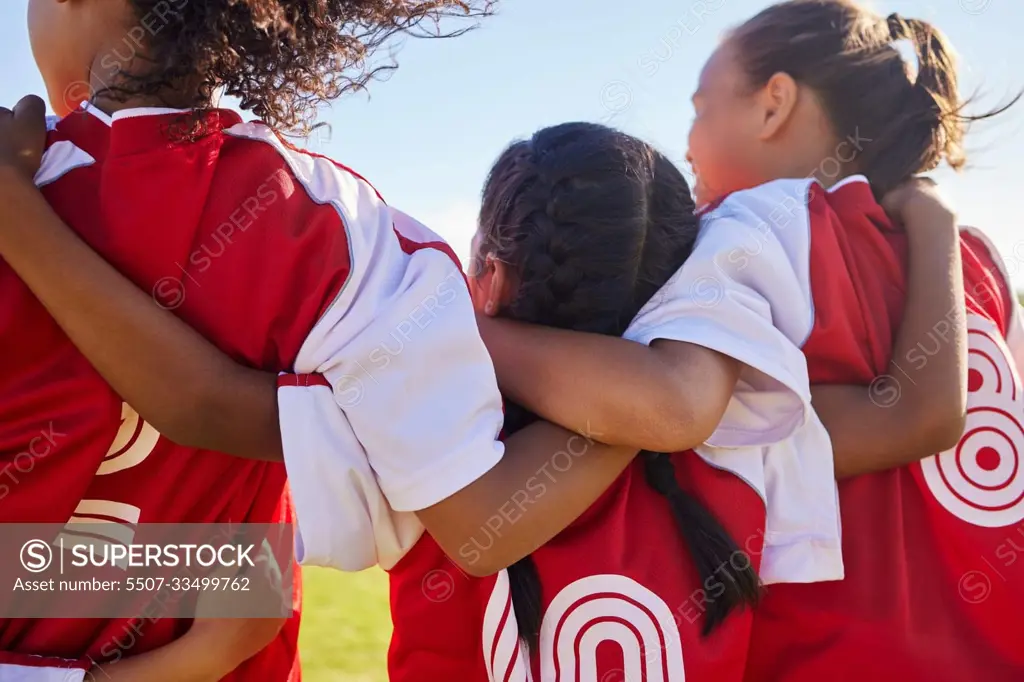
[476,123,760,647]
[114,0,496,131]
[730,0,1017,196]
[477,122,697,341]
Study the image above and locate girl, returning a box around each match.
[0,99,960,682]
[0,0,649,679]
[481,0,1020,679]
[389,126,962,682]
[686,2,1023,680]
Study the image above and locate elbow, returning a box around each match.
[925,412,967,455]
[913,401,967,457]
[644,397,720,454]
[431,533,508,578]
[451,551,504,578]
[153,389,223,451]
[462,559,501,579]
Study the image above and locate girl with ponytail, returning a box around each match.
[389,120,957,682]
[473,1,1017,679]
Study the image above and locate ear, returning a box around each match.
[756,72,799,141]
[469,253,515,317]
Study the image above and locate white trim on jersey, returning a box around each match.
[225,123,505,570]
[34,141,95,189]
[0,663,86,681]
[960,225,1024,375]
[625,177,843,585]
[78,101,198,125]
[482,571,533,682]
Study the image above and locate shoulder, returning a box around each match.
[222,120,384,199]
[693,179,817,287]
[704,179,817,225]
[217,121,439,262]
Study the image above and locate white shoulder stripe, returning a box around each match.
[222,122,381,327]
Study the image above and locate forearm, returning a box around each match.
[0,169,282,459]
[815,382,938,479]
[86,633,236,682]
[889,211,968,432]
[817,205,967,478]
[478,316,734,451]
[418,420,637,576]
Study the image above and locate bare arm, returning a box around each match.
[0,97,635,576]
[0,165,283,460]
[421,422,637,575]
[85,618,285,682]
[477,318,741,453]
[0,164,642,574]
[813,180,967,479]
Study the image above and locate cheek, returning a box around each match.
[688,118,736,203]
[27,0,82,116]
[688,112,762,204]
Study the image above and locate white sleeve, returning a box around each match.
[262,144,504,571]
[277,376,424,571]
[35,116,97,189]
[625,179,843,585]
[624,180,816,448]
[302,206,505,513]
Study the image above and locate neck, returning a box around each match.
[766,140,857,189]
[86,51,208,116]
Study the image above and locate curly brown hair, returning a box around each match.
[104,0,496,132]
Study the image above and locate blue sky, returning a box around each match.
[2,0,1023,281]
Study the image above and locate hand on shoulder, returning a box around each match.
[880,176,957,236]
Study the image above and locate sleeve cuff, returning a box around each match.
[383,439,505,513]
[635,316,810,448]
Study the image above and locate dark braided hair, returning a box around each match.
[475,122,761,648]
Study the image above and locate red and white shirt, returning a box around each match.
[744,176,1024,681]
[2,103,508,679]
[386,179,847,682]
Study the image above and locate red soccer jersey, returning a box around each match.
[0,102,402,679]
[389,450,767,682]
[387,178,848,682]
[744,176,1024,681]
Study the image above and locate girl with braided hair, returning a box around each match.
[479,1,1023,679]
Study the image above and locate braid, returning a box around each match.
[477,122,758,651]
[641,452,762,634]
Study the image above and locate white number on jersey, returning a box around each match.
[484,572,686,682]
[920,312,1024,527]
[58,403,160,566]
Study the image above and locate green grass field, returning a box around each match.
[299,567,391,682]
